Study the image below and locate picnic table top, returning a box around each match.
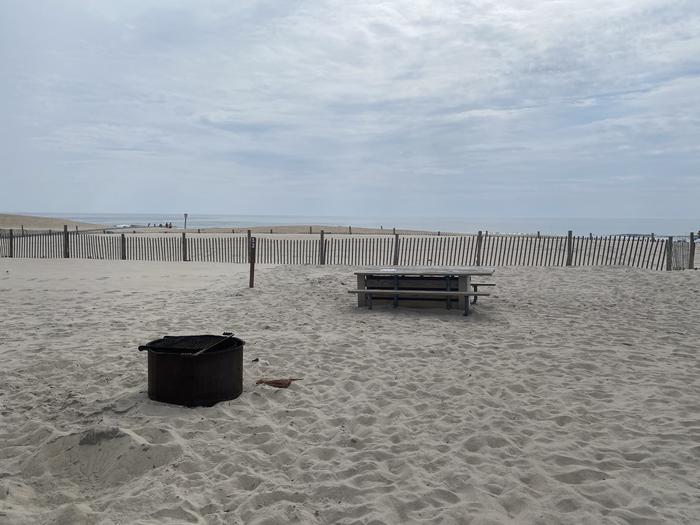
[355,267,495,277]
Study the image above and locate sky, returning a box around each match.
[1,0,699,219]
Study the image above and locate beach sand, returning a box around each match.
[0,213,443,235]
[1,259,699,524]
[0,214,103,232]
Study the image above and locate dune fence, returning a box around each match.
[0,228,696,271]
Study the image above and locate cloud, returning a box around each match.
[1,0,699,218]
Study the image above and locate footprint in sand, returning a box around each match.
[22,426,182,490]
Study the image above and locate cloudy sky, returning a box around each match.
[1,0,699,218]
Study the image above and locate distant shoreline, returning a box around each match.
[0,214,442,235]
[2,212,697,236]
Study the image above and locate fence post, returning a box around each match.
[119,233,126,261]
[665,236,673,271]
[182,232,188,261]
[476,231,483,266]
[690,232,696,269]
[319,230,326,265]
[392,233,400,265]
[21,225,24,236]
[63,225,69,258]
[249,237,256,288]
[247,230,252,263]
[9,229,13,258]
[348,226,352,235]
[566,230,573,266]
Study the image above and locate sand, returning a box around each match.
[97,225,444,235]
[0,214,105,232]
[1,259,699,524]
[0,213,444,235]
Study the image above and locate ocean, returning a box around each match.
[34,213,699,236]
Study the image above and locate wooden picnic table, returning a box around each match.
[351,267,495,315]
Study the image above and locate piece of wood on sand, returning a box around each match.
[256,378,303,388]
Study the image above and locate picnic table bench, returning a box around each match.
[349,267,495,316]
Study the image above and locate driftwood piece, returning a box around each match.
[255,378,303,389]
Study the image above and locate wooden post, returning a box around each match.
[537,231,540,239]
[666,236,673,271]
[651,233,655,242]
[392,227,396,235]
[349,226,352,235]
[120,233,126,260]
[9,229,13,258]
[392,233,400,266]
[476,231,483,266]
[319,230,326,265]
[249,237,256,288]
[63,225,69,258]
[309,226,312,234]
[247,230,252,263]
[690,232,696,269]
[182,232,187,261]
[21,225,24,236]
[566,230,573,266]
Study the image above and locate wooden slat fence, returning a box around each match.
[0,231,64,259]
[671,240,690,271]
[73,232,121,260]
[0,231,695,270]
[326,236,393,266]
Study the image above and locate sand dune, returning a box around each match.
[0,213,103,231]
[1,259,699,523]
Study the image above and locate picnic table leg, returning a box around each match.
[357,274,367,307]
[458,276,467,311]
[445,275,451,309]
[393,275,399,308]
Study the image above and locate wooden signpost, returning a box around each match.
[249,236,256,288]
